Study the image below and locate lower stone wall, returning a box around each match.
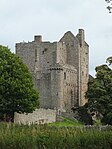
[14,108,56,125]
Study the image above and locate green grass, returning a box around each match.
[48,117,83,126]
[0,122,112,149]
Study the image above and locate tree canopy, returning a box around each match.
[86,56,112,125]
[73,56,112,125]
[0,45,39,122]
[105,0,112,13]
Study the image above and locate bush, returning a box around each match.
[73,106,93,125]
[102,112,112,125]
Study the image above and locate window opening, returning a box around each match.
[64,72,66,80]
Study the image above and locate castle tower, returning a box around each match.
[16,29,89,113]
[60,29,89,106]
[76,29,89,105]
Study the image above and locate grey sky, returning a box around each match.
[0,0,112,76]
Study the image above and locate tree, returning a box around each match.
[86,57,112,125]
[106,56,112,65]
[0,45,39,122]
[73,106,93,125]
[105,0,112,13]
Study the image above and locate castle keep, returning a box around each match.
[16,29,89,113]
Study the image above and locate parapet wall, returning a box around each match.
[14,108,56,125]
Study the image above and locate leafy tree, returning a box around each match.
[105,0,112,13]
[106,56,112,65]
[0,45,39,122]
[86,57,112,125]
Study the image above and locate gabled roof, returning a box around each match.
[59,31,79,43]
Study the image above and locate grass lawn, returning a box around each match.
[48,117,83,127]
[0,122,112,148]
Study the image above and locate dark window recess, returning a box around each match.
[82,71,84,76]
[42,48,48,54]
[35,49,37,62]
[44,48,48,51]
[64,72,66,80]
[71,90,74,106]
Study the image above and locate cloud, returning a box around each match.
[0,0,111,76]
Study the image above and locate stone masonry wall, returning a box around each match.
[63,65,77,112]
[80,42,89,105]
[16,42,38,73]
[60,29,89,106]
[16,29,89,113]
[77,29,89,105]
[14,109,56,125]
[60,31,80,106]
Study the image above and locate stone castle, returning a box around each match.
[16,29,89,114]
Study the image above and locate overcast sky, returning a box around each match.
[0,0,112,76]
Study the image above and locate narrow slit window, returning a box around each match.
[35,49,37,62]
[64,72,66,80]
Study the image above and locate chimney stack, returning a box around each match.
[34,35,42,42]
